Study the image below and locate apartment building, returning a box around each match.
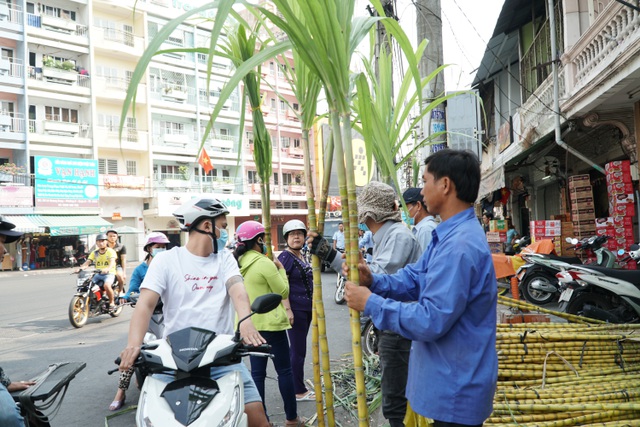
[0,0,312,264]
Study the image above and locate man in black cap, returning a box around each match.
[0,216,24,268]
[402,187,438,252]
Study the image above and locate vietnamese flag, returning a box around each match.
[198,148,214,173]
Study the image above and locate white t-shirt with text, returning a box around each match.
[141,246,241,337]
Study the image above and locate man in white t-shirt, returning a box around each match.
[119,198,270,427]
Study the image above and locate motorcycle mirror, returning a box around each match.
[234,293,283,342]
[618,249,626,256]
[251,293,283,314]
[567,238,578,244]
[631,244,640,251]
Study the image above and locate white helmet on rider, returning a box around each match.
[283,219,306,239]
[173,198,230,231]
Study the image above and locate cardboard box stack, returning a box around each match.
[569,174,596,239]
[530,220,562,253]
[487,220,507,254]
[604,161,636,269]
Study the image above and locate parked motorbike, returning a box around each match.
[68,269,124,328]
[11,362,86,427]
[335,274,346,305]
[62,254,77,268]
[516,235,616,305]
[555,244,640,323]
[360,316,378,358]
[110,293,281,427]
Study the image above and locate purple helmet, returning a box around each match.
[144,232,170,251]
[236,221,265,242]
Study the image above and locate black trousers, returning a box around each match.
[377,331,411,427]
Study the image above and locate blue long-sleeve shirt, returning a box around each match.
[364,207,498,425]
[122,262,149,300]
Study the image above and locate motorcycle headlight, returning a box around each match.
[216,386,242,427]
[137,391,155,427]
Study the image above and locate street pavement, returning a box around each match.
[0,266,566,426]
[0,267,364,427]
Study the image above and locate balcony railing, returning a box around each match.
[0,113,26,133]
[28,67,90,88]
[0,59,24,78]
[154,174,245,193]
[96,27,143,49]
[565,3,640,91]
[0,3,23,24]
[29,119,90,137]
[27,13,88,37]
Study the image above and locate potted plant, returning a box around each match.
[61,60,76,71]
[178,165,189,180]
[0,163,26,181]
[42,56,56,68]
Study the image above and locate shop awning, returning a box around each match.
[27,215,113,236]
[2,215,46,233]
[477,166,505,201]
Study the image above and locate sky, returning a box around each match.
[394,0,505,91]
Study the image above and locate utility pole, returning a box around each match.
[416,0,446,158]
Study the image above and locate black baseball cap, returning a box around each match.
[402,188,423,204]
[0,216,23,244]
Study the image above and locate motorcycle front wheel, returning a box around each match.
[521,272,557,305]
[361,321,378,358]
[334,275,346,305]
[110,284,124,317]
[69,295,89,328]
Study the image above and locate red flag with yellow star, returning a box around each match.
[198,148,214,174]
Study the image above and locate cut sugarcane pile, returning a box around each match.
[488,323,640,426]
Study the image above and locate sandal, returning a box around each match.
[109,397,125,411]
[295,390,315,401]
[285,416,307,427]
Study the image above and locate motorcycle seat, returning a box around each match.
[547,255,582,264]
[579,265,640,285]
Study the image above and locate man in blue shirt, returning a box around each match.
[344,149,498,427]
[332,222,345,252]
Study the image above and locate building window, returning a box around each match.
[293,138,301,148]
[248,170,258,184]
[280,136,290,148]
[45,106,78,123]
[99,159,118,175]
[269,61,275,75]
[293,103,299,111]
[221,169,230,178]
[249,200,262,209]
[43,5,76,21]
[270,98,276,112]
[126,160,137,176]
[280,100,286,113]
[282,173,292,185]
[273,172,279,185]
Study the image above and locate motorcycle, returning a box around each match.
[556,244,640,323]
[126,294,165,388]
[516,235,617,305]
[334,274,346,305]
[360,316,378,358]
[111,293,281,427]
[68,269,124,328]
[11,362,85,427]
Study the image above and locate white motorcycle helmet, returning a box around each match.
[283,219,307,239]
[173,198,230,231]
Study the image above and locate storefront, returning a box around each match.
[1,214,112,270]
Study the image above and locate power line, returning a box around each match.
[450,0,570,123]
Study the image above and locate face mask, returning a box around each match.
[216,227,228,250]
[261,244,268,254]
[151,248,165,257]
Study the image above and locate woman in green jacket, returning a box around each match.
[233,220,304,427]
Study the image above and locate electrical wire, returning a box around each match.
[450,0,570,122]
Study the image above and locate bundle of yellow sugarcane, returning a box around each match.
[487,322,640,426]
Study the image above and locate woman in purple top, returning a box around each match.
[278,220,314,401]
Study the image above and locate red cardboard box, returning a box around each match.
[486,232,507,243]
[612,203,635,217]
[596,227,615,237]
[610,193,635,204]
[613,216,633,227]
[605,160,631,173]
[615,227,634,238]
[606,171,632,184]
[596,217,614,228]
[608,182,634,195]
